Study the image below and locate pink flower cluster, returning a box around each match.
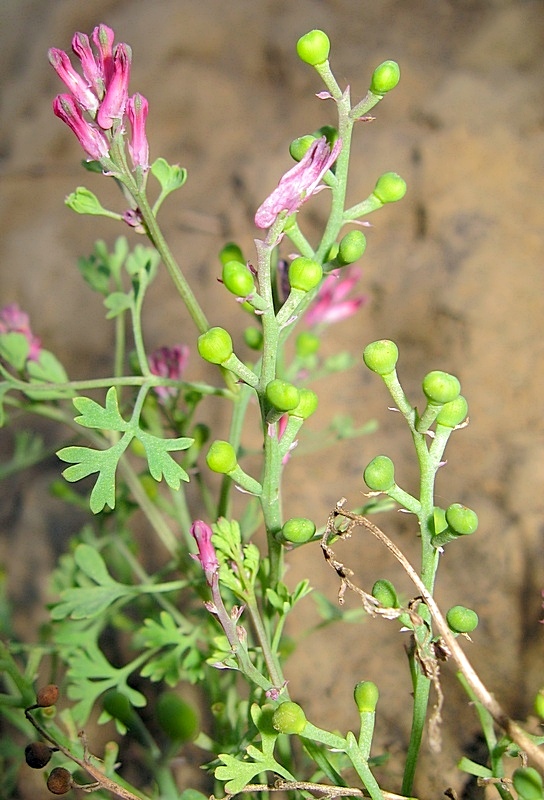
[49,24,149,168]
[0,304,42,361]
[148,344,189,403]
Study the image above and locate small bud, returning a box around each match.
[446,605,479,634]
[436,395,468,427]
[25,742,54,769]
[290,388,318,419]
[354,681,379,713]
[222,260,255,297]
[197,327,233,365]
[364,455,395,491]
[219,242,245,266]
[370,60,401,95]
[272,701,307,734]
[281,517,316,544]
[244,327,263,350]
[371,579,398,608]
[373,172,407,204]
[337,230,367,265]
[296,30,331,66]
[206,441,238,474]
[47,767,72,795]
[36,685,59,708]
[512,767,544,800]
[156,692,199,743]
[289,257,323,292]
[65,187,111,216]
[363,340,399,375]
[422,370,461,405]
[266,380,300,412]
[445,503,478,535]
[289,135,316,162]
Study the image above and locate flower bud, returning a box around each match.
[281,517,316,544]
[197,327,233,365]
[289,257,323,292]
[244,326,263,350]
[296,331,320,357]
[25,742,54,769]
[36,684,59,708]
[363,340,399,375]
[222,261,255,297]
[219,242,245,266]
[371,579,398,608]
[47,767,72,795]
[206,441,238,474]
[422,371,461,405]
[436,395,468,427]
[364,455,395,491]
[512,767,544,800]
[370,60,401,95]
[65,187,111,216]
[338,230,367,265]
[156,692,199,743]
[296,30,331,66]
[272,701,307,734]
[446,605,479,634]
[289,135,316,162]
[445,503,478,535]
[290,388,318,419]
[266,380,300,412]
[354,681,379,713]
[373,172,407,204]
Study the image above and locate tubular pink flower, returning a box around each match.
[97,43,132,130]
[92,24,115,86]
[190,520,220,585]
[48,48,98,113]
[148,344,189,402]
[127,93,150,170]
[255,136,342,229]
[71,31,104,98]
[305,267,366,327]
[0,303,42,361]
[53,94,110,161]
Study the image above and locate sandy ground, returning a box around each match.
[1,1,543,797]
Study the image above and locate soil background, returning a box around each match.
[1,1,543,798]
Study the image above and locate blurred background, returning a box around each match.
[1,0,543,796]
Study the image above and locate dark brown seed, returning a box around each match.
[25,741,53,769]
[47,767,72,795]
[36,684,59,708]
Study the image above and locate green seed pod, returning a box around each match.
[296,331,320,357]
[337,230,367,265]
[206,440,238,474]
[197,327,233,365]
[370,60,401,95]
[371,579,398,608]
[296,30,331,66]
[272,701,307,734]
[222,260,255,297]
[290,388,318,419]
[102,689,137,728]
[289,257,323,292]
[353,681,379,713]
[244,326,264,350]
[282,517,316,544]
[47,767,72,795]
[219,242,245,266]
[25,742,54,769]
[373,172,407,204]
[436,395,468,428]
[512,767,544,800]
[446,605,479,634]
[363,340,399,375]
[266,379,301,412]
[445,503,479,535]
[422,370,461,405]
[533,688,544,719]
[156,692,199,743]
[364,455,395,491]
[289,135,316,162]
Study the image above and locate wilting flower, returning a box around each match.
[190,520,219,585]
[255,136,342,229]
[305,266,366,328]
[148,344,189,403]
[127,93,150,170]
[0,303,42,361]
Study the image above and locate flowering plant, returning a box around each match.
[0,22,543,800]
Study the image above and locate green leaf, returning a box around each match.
[57,439,129,513]
[104,291,133,319]
[0,332,29,370]
[458,757,493,779]
[137,612,201,686]
[72,387,127,431]
[151,157,188,193]
[74,544,116,585]
[26,349,69,384]
[135,429,191,489]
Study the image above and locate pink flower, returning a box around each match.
[255,136,342,229]
[127,93,149,170]
[71,31,104,98]
[0,303,41,361]
[190,520,219,584]
[97,43,132,130]
[92,24,115,87]
[53,94,110,161]
[305,266,366,328]
[48,48,99,113]
[148,344,189,403]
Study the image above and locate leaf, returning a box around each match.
[74,544,116,585]
[0,332,29,370]
[104,291,133,319]
[136,429,191,489]
[137,612,201,685]
[57,438,129,513]
[151,157,188,193]
[72,387,127,431]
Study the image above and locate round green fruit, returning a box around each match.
[364,455,395,491]
[266,379,300,412]
[272,701,307,734]
[219,242,244,266]
[422,370,461,405]
[370,60,401,94]
[296,30,331,66]
[289,257,323,292]
[289,135,316,162]
[222,260,255,297]
[206,440,238,474]
[282,517,316,544]
[290,388,318,419]
[373,172,407,204]
[156,692,199,743]
[446,605,479,634]
[436,395,468,427]
[445,503,478,535]
[338,230,367,265]
[363,340,399,375]
[353,681,379,713]
[197,327,233,365]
